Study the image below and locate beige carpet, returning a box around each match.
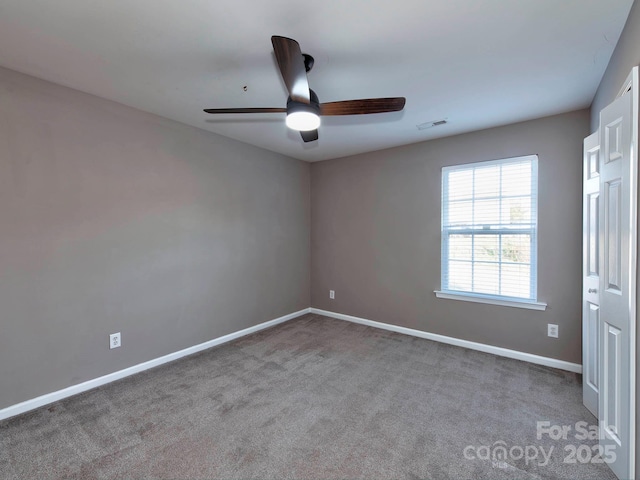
[0,314,616,479]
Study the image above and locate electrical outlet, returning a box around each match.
[329,290,335,300]
[109,332,121,349]
[547,324,558,338]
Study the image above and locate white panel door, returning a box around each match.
[598,90,633,480]
[583,131,600,416]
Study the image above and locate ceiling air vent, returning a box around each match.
[417,119,447,130]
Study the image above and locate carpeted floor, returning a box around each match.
[0,314,617,479]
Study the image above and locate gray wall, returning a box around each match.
[311,109,589,364]
[590,0,640,474]
[0,67,310,410]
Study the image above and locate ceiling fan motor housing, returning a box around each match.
[287,89,320,115]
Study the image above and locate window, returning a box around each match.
[437,155,545,309]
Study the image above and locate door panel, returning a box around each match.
[586,303,599,393]
[605,179,622,293]
[588,193,599,276]
[605,118,623,163]
[589,149,600,178]
[604,322,621,444]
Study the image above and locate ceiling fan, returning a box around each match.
[204,36,406,143]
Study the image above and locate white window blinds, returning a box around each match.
[441,155,539,302]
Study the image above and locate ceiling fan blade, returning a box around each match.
[203,107,286,114]
[271,36,310,104]
[319,97,406,116]
[300,129,318,143]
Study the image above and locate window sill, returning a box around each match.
[434,291,547,311]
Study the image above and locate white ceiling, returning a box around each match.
[0,0,634,162]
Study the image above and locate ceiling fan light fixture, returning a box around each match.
[286,90,320,131]
[286,110,320,131]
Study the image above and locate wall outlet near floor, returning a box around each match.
[329,290,335,300]
[547,324,558,338]
[109,332,121,349]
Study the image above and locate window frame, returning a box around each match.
[435,155,547,310]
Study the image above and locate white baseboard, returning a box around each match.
[309,308,582,374]
[0,308,311,422]
[0,306,582,422]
